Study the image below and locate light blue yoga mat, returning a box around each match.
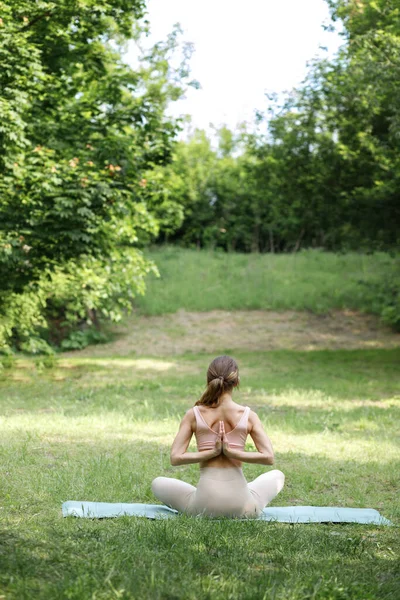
[62,502,392,525]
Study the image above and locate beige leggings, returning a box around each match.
[152,467,285,518]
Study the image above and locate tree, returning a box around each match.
[0,1,194,352]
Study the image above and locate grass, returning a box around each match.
[1,348,399,599]
[134,246,399,317]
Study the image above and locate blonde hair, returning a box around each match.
[195,355,240,407]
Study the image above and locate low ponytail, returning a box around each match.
[196,376,225,407]
[195,356,240,407]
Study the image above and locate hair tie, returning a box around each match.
[218,375,224,382]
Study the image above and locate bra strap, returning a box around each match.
[192,406,200,423]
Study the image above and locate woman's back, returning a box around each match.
[195,402,248,432]
[193,401,250,468]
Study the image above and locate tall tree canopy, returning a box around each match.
[164,0,400,253]
[0,0,193,352]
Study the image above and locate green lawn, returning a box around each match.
[1,348,399,599]
[134,246,399,317]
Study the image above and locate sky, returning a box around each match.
[126,0,345,135]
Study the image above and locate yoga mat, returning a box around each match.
[62,502,392,525]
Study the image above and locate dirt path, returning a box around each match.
[62,309,400,357]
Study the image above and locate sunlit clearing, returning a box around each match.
[1,414,398,464]
[248,388,399,411]
[61,358,177,371]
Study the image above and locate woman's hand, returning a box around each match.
[204,430,222,459]
[197,427,223,461]
[220,421,239,459]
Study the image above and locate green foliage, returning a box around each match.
[167,130,219,247]
[381,285,400,330]
[0,353,16,368]
[163,1,400,253]
[42,249,157,326]
[0,147,159,291]
[0,288,48,354]
[0,248,157,353]
[0,1,193,352]
[358,267,400,331]
[35,353,58,370]
[60,328,110,351]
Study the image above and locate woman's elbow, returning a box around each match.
[265,454,274,466]
[170,453,180,466]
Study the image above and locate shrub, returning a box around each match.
[0,248,158,354]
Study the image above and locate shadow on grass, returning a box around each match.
[1,517,399,600]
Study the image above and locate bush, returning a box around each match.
[0,248,158,354]
[60,329,110,351]
[377,277,400,332]
[0,289,48,354]
[1,353,16,369]
[357,266,400,332]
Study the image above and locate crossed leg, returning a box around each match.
[151,477,196,512]
[247,469,285,513]
[152,470,285,516]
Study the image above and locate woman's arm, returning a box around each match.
[222,412,274,465]
[170,409,221,466]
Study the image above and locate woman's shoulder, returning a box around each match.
[178,408,196,432]
[231,402,250,413]
[221,402,250,421]
[247,408,263,428]
[182,407,196,423]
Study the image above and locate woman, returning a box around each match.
[152,355,285,517]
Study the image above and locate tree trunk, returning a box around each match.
[251,224,260,253]
[87,309,100,328]
[269,228,275,253]
[293,228,305,253]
